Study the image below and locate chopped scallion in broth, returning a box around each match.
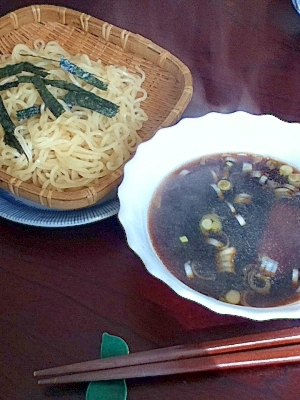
[148,153,300,307]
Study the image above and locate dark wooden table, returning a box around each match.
[1,1,300,399]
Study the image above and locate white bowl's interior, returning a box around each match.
[118,111,300,320]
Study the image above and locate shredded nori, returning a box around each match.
[17,105,41,121]
[17,75,37,85]
[33,75,66,118]
[0,61,48,79]
[44,79,118,116]
[18,75,118,117]
[0,59,119,155]
[0,95,25,156]
[0,81,19,91]
[60,57,108,91]
[63,90,119,118]
[19,75,70,89]
[18,75,65,118]
[43,78,85,92]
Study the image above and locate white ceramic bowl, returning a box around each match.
[118,111,300,321]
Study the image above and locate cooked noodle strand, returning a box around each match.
[0,41,148,191]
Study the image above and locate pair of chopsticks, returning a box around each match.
[34,326,300,384]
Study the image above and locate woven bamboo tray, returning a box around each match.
[0,5,193,210]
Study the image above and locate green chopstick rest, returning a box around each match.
[85,333,129,400]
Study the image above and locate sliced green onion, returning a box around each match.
[205,237,225,249]
[217,179,231,192]
[210,169,219,182]
[235,214,246,226]
[224,290,241,305]
[210,183,224,199]
[280,164,293,176]
[179,235,189,243]
[225,156,237,163]
[200,214,222,234]
[288,173,300,188]
[184,262,194,279]
[259,175,268,185]
[216,247,236,274]
[266,160,277,170]
[259,256,278,277]
[274,187,293,198]
[248,269,271,294]
[225,201,236,214]
[283,183,297,192]
[242,162,252,173]
[178,169,190,177]
[201,218,212,230]
[234,193,252,204]
[252,170,262,178]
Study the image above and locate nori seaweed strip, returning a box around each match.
[19,53,58,63]
[43,79,84,92]
[0,63,23,79]
[0,62,48,79]
[0,95,25,156]
[60,57,108,90]
[33,75,65,118]
[19,75,78,91]
[17,105,40,121]
[22,62,48,77]
[18,75,65,118]
[42,78,118,117]
[18,75,36,84]
[0,81,19,91]
[63,90,119,117]
[18,76,118,117]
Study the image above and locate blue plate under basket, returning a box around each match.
[0,188,119,227]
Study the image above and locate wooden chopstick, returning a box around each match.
[35,326,300,385]
[37,342,300,384]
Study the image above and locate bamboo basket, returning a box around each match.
[0,5,193,210]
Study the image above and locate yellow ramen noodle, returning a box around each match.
[0,40,148,191]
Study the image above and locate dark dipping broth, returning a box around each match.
[148,153,300,308]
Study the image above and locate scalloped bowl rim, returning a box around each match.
[118,111,300,321]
